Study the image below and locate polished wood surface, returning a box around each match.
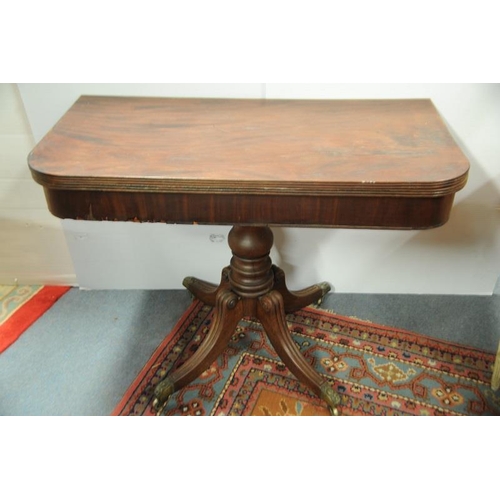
[29,96,469,228]
[29,97,468,195]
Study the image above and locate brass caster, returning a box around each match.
[152,377,175,415]
[182,276,195,288]
[152,398,168,416]
[314,282,332,307]
[319,281,332,296]
[182,277,196,301]
[320,381,341,416]
[329,406,340,416]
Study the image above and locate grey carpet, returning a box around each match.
[0,289,192,416]
[321,293,500,353]
[0,288,498,415]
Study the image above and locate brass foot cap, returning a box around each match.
[320,381,341,416]
[152,378,175,414]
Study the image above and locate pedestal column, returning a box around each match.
[153,225,340,415]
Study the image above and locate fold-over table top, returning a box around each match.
[29,96,468,198]
[28,96,469,228]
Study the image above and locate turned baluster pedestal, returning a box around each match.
[152,225,340,415]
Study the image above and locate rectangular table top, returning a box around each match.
[28,96,469,229]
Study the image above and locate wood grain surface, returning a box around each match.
[28,96,469,228]
[43,188,455,229]
[29,96,468,197]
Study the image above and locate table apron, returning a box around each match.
[43,188,455,230]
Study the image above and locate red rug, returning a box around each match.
[114,299,500,416]
[0,285,71,353]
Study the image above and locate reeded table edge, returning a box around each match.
[29,164,469,198]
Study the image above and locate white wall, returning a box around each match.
[15,83,500,294]
[0,84,75,285]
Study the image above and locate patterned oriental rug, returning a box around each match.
[114,300,500,416]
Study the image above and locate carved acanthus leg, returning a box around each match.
[272,265,331,313]
[257,290,341,415]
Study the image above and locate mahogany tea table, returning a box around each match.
[28,96,469,415]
